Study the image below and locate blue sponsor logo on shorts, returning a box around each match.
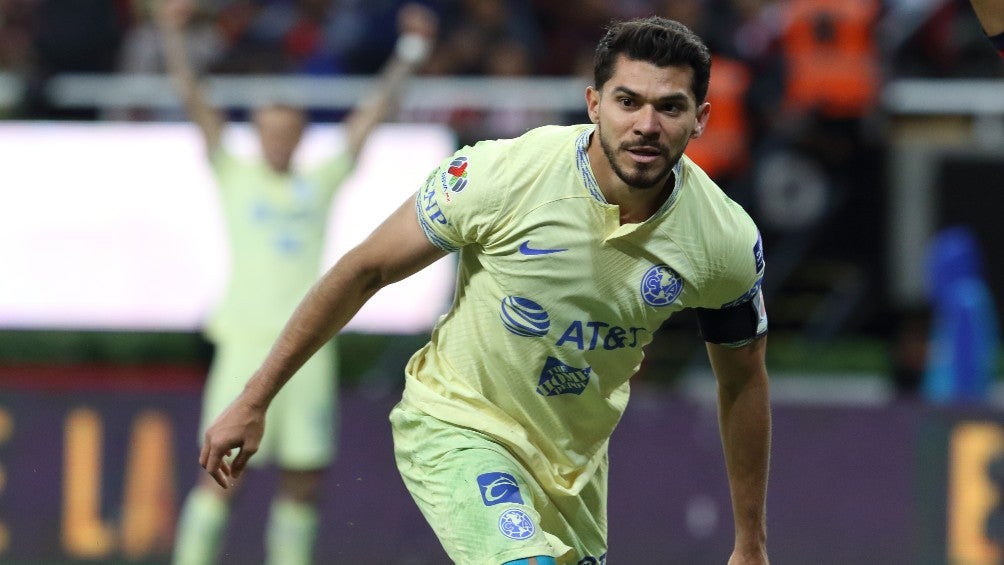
[477,472,524,506]
[498,508,535,540]
[640,264,683,307]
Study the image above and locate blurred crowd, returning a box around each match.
[1,0,1001,107]
[1,0,1000,162]
[0,0,1001,387]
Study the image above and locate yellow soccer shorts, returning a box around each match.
[389,401,609,565]
[200,335,338,470]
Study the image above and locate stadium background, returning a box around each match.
[1,0,1003,562]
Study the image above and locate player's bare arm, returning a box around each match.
[155,0,224,151]
[706,338,771,565]
[200,195,448,487]
[342,3,438,160]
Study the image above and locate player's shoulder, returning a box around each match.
[679,156,756,230]
[464,124,587,160]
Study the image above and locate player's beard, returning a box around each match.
[597,121,679,189]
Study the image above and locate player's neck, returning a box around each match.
[612,175,674,224]
[588,151,675,225]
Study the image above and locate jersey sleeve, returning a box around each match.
[415,140,509,252]
[696,216,768,346]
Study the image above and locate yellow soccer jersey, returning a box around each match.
[206,147,353,341]
[406,124,766,495]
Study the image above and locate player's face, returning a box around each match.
[254,105,307,173]
[587,55,709,189]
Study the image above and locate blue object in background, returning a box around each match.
[923,226,1001,403]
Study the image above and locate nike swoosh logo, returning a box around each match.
[519,241,568,255]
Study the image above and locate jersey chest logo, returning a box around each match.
[640,264,684,306]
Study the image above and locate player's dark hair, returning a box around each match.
[593,16,712,104]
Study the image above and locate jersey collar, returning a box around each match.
[575,126,683,219]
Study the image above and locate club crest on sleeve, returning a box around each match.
[441,156,469,193]
[497,508,535,540]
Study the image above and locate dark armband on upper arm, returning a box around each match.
[696,291,768,347]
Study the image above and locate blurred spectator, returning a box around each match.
[0,0,36,74]
[426,0,541,76]
[922,226,1000,403]
[533,0,612,76]
[474,36,561,140]
[25,0,131,119]
[890,0,1003,77]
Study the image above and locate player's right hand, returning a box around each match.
[199,396,265,488]
[397,3,439,43]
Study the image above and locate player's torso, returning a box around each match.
[211,157,337,333]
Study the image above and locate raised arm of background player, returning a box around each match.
[200,196,447,486]
[155,0,224,151]
[155,0,439,158]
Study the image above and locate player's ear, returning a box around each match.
[690,101,710,139]
[585,86,601,124]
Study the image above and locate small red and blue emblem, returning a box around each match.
[442,156,469,192]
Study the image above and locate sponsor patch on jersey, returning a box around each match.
[753,232,765,274]
[500,296,550,337]
[498,508,535,540]
[477,472,524,506]
[441,156,469,193]
[419,172,448,224]
[752,286,768,335]
[536,356,591,396]
[640,264,684,307]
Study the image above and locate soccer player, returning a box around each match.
[154,1,438,564]
[200,16,770,565]
[970,0,1004,57]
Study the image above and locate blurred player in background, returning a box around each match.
[969,0,1004,56]
[154,1,438,563]
[199,15,769,565]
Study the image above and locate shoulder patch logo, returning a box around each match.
[477,472,524,506]
[537,356,591,396]
[640,264,684,307]
[498,508,535,540]
[441,156,469,193]
[753,232,765,274]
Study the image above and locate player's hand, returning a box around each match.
[153,0,196,30]
[397,3,438,43]
[199,396,265,489]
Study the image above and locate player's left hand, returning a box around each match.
[199,396,265,488]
